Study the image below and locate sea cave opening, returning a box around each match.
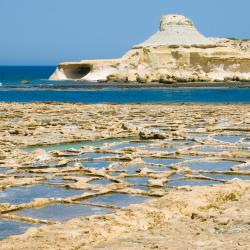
[63,65,92,79]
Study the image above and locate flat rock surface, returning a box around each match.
[1,181,249,249]
[0,103,249,249]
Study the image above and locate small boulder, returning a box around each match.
[20,80,29,84]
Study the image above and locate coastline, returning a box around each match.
[1,81,250,90]
[1,7,250,250]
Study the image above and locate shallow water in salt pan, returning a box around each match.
[42,178,75,185]
[204,173,250,181]
[214,135,243,143]
[109,142,145,150]
[0,185,83,205]
[195,147,228,153]
[16,204,111,222]
[89,179,113,185]
[167,179,220,187]
[0,219,39,240]
[125,177,149,185]
[1,133,250,241]
[0,167,10,173]
[24,138,136,152]
[187,161,237,171]
[87,193,150,207]
[81,161,111,169]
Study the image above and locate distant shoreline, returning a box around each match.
[1,81,250,90]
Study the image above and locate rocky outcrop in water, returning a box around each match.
[50,15,250,83]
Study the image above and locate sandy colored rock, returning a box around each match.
[0,181,249,249]
[0,102,249,249]
[50,15,250,83]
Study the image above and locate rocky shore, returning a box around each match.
[1,181,249,250]
[1,81,250,90]
[0,103,249,249]
[50,15,250,84]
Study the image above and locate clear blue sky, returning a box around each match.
[1,0,249,65]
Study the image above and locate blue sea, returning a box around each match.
[0,66,249,103]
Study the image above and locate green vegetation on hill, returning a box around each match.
[227,37,250,41]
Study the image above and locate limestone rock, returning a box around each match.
[0,150,7,160]
[20,80,29,84]
[50,14,250,83]
[135,14,214,48]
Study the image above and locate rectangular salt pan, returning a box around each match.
[16,204,111,222]
[0,219,39,241]
[187,161,237,171]
[87,193,150,207]
[0,185,83,205]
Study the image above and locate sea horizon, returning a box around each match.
[1,1,250,247]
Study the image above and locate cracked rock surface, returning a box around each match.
[0,102,249,249]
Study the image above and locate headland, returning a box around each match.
[50,15,250,84]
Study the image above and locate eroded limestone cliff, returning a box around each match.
[50,15,250,83]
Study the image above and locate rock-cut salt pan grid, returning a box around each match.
[0,103,249,240]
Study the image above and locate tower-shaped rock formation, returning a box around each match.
[135,15,213,47]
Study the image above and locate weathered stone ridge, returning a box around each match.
[50,14,250,83]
